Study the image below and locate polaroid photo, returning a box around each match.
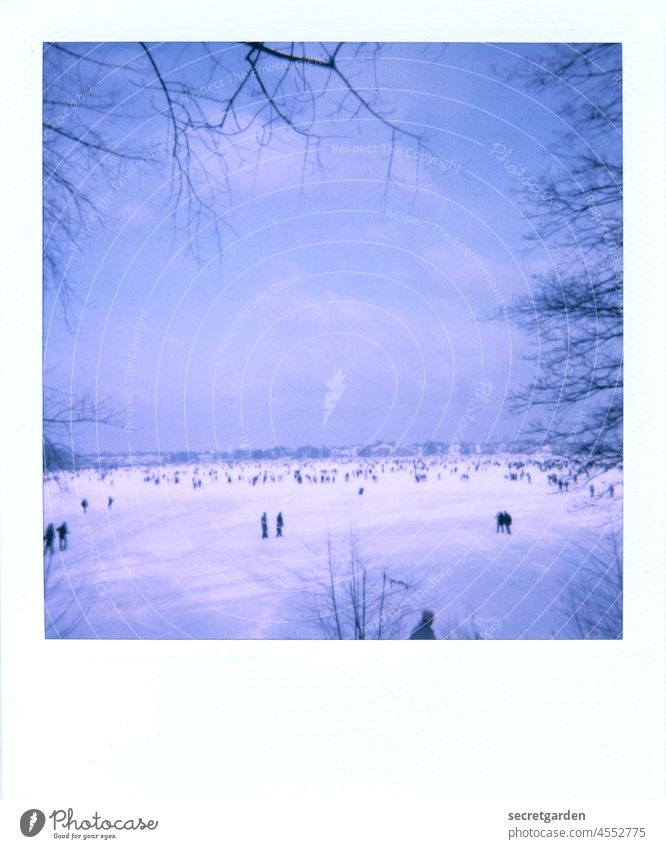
[42,41,623,642]
[0,0,664,830]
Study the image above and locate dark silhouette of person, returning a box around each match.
[44,523,56,556]
[276,512,284,538]
[503,511,512,534]
[410,610,436,639]
[81,498,89,513]
[56,522,69,551]
[495,511,505,533]
[108,496,114,509]
[260,512,268,539]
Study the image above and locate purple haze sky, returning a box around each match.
[43,42,621,454]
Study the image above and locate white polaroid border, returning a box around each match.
[0,0,664,804]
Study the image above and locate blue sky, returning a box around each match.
[43,42,622,453]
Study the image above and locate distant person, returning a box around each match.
[81,498,89,513]
[358,487,364,495]
[108,496,114,509]
[56,522,69,551]
[502,511,512,535]
[276,512,284,538]
[589,484,595,498]
[43,523,56,556]
[260,512,268,539]
[410,610,436,640]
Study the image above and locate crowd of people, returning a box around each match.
[44,452,606,557]
[43,453,618,638]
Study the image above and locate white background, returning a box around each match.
[0,0,664,809]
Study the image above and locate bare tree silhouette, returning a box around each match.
[304,529,412,639]
[506,44,622,477]
[43,385,118,471]
[43,42,432,467]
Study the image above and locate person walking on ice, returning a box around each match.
[43,523,56,557]
[276,512,284,538]
[410,610,437,639]
[108,496,114,509]
[81,498,89,513]
[260,512,268,539]
[56,522,69,551]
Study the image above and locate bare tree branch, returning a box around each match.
[506,44,622,475]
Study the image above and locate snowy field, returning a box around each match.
[43,455,622,639]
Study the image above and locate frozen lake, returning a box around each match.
[43,454,621,639]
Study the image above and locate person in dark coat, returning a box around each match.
[81,498,89,513]
[260,512,268,539]
[276,512,284,538]
[410,610,436,639]
[43,523,56,556]
[56,522,69,551]
[503,511,512,534]
[108,496,114,509]
[495,511,505,533]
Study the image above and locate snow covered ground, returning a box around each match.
[42,455,622,639]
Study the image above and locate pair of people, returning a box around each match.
[81,496,113,512]
[260,512,284,539]
[495,510,513,534]
[43,522,69,555]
